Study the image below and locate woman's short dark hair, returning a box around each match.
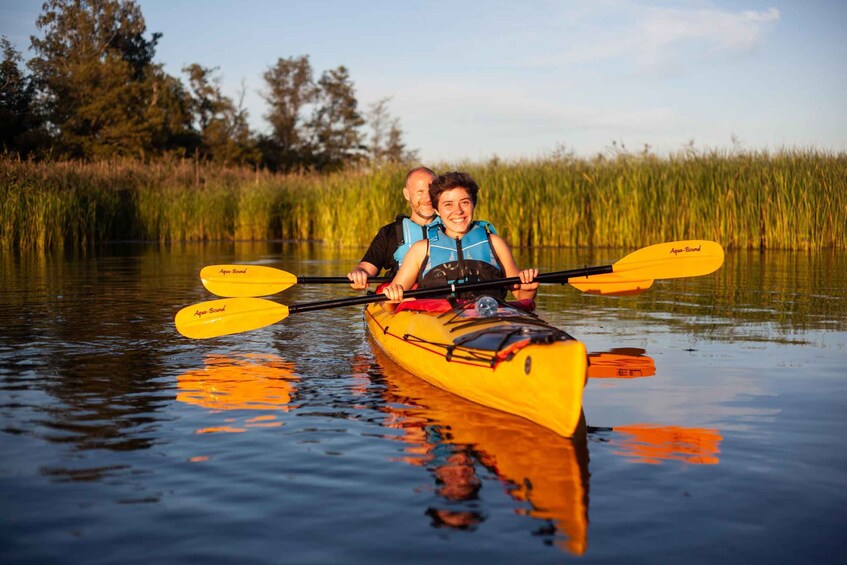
[429,172,479,208]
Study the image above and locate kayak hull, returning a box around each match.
[365,299,587,437]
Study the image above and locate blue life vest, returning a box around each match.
[392,216,441,267]
[420,220,504,298]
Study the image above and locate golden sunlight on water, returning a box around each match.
[176,353,300,433]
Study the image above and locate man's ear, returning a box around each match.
[402,187,411,201]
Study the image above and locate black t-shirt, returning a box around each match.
[360,221,403,276]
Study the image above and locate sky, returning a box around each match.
[2,0,846,163]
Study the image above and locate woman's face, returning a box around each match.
[436,187,475,236]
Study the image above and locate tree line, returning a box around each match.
[0,0,415,172]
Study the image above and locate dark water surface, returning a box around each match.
[2,243,845,563]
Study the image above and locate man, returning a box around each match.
[346,167,438,289]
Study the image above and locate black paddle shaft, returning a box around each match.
[288,265,613,314]
[296,276,392,284]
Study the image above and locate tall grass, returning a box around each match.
[470,149,846,250]
[1,148,845,252]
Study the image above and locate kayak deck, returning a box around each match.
[365,297,587,437]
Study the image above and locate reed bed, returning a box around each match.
[1,148,844,252]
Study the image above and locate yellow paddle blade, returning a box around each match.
[175,298,289,339]
[200,265,298,297]
[569,276,654,296]
[611,240,724,280]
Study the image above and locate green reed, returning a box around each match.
[1,148,844,253]
[468,148,846,250]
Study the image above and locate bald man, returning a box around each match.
[346,167,439,289]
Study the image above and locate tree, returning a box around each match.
[205,80,258,165]
[366,97,390,166]
[307,65,366,171]
[1,36,48,156]
[182,64,256,164]
[261,55,316,172]
[28,0,163,158]
[144,66,196,156]
[184,63,221,135]
[366,97,417,167]
[384,118,416,164]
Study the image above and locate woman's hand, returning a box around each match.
[381,283,405,302]
[510,268,539,302]
[516,268,539,291]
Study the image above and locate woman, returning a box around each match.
[381,171,538,302]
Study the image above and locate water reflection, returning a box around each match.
[176,353,300,433]
[520,247,847,340]
[611,424,722,465]
[587,348,656,379]
[586,348,723,465]
[363,345,591,556]
[1,243,841,561]
[351,342,726,555]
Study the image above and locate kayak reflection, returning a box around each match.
[176,353,299,433]
[611,424,722,465]
[586,348,722,465]
[362,342,723,555]
[587,348,656,379]
[366,344,591,556]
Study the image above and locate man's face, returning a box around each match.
[403,173,436,223]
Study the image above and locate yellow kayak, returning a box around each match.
[365,297,587,437]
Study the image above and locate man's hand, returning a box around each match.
[347,268,371,290]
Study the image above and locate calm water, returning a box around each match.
[1,243,846,563]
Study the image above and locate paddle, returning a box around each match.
[199,265,391,297]
[199,263,644,298]
[199,239,720,298]
[175,240,724,339]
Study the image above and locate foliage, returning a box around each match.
[261,55,316,172]
[183,64,258,165]
[261,58,372,172]
[2,1,412,171]
[306,65,366,172]
[28,0,164,157]
[366,97,418,166]
[1,37,49,156]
